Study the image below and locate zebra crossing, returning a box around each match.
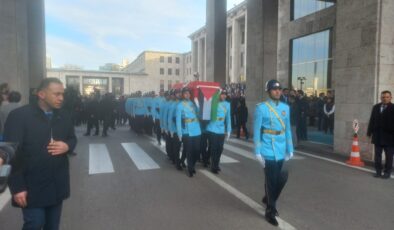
[87,136,305,175]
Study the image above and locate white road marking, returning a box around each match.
[200,170,297,230]
[122,143,160,170]
[0,188,11,211]
[150,140,238,164]
[224,144,256,160]
[295,150,394,179]
[89,144,114,175]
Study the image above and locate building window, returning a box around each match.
[240,52,244,68]
[160,56,164,63]
[291,0,335,20]
[66,76,80,91]
[241,31,245,44]
[290,29,332,96]
[168,57,172,63]
[82,77,109,96]
[176,57,180,64]
[160,80,164,92]
[168,80,172,90]
[168,68,172,75]
[112,78,124,97]
[160,68,164,75]
[175,69,180,76]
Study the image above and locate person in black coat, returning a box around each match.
[236,97,249,139]
[296,90,309,141]
[367,90,394,179]
[84,95,100,136]
[3,78,77,230]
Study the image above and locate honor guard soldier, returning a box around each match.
[206,89,231,174]
[161,91,171,156]
[176,87,201,177]
[133,92,146,134]
[167,89,182,170]
[253,79,294,226]
[153,91,164,145]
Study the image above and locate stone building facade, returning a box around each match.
[189,2,247,83]
[246,0,394,159]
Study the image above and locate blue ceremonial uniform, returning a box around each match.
[207,100,232,172]
[133,98,146,116]
[176,100,201,137]
[207,101,232,134]
[253,98,293,217]
[160,100,170,131]
[253,99,293,161]
[167,101,178,134]
[176,99,201,176]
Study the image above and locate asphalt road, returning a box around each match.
[1,126,393,230]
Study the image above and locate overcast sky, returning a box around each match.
[46,0,245,70]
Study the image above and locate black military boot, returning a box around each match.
[265,208,279,227]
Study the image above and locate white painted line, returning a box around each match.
[305,141,333,147]
[200,170,296,230]
[122,143,160,170]
[89,144,114,175]
[0,188,11,211]
[220,155,239,164]
[295,150,394,179]
[228,138,254,148]
[224,144,256,160]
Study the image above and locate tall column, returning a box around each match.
[198,38,204,81]
[245,0,278,134]
[27,0,46,89]
[206,0,227,85]
[231,18,240,83]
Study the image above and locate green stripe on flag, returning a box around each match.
[210,90,220,121]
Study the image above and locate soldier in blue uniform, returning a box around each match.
[176,87,201,177]
[160,91,171,156]
[253,79,294,226]
[167,89,182,170]
[207,90,232,174]
[133,92,146,134]
[152,91,164,145]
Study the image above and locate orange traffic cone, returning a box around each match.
[346,134,365,167]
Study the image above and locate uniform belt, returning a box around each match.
[217,117,225,121]
[184,118,197,123]
[261,129,284,135]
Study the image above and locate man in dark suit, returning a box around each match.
[367,90,394,179]
[296,90,309,141]
[4,78,77,229]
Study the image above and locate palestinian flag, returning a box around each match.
[194,86,221,121]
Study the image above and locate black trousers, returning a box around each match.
[86,117,99,135]
[144,116,153,135]
[182,135,201,171]
[164,132,171,157]
[264,160,288,211]
[103,114,114,135]
[135,115,144,134]
[201,132,210,164]
[171,134,182,166]
[236,122,249,138]
[208,132,225,170]
[374,145,394,174]
[154,119,162,144]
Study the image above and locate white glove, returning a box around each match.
[170,132,174,138]
[285,152,294,161]
[226,132,231,141]
[178,135,182,142]
[255,154,265,168]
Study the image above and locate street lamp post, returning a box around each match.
[297,77,306,91]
